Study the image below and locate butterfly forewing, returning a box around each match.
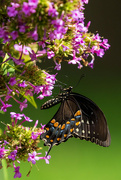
[72,93,111,146]
[40,87,111,155]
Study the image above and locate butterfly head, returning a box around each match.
[62,86,73,93]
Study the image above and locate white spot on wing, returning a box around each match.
[76,128,79,132]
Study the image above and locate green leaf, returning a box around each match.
[22,94,37,109]
[2,54,15,75]
[0,110,5,114]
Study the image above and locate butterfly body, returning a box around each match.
[40,87,111,155]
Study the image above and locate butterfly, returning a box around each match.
[40,86,111,156]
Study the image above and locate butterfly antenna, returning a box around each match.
[74,74,85,89]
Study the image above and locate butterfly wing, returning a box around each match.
[40,96,83,154]
[40,91,111,155]
[71,93,111,147]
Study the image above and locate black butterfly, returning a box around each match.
[40,86,111,156]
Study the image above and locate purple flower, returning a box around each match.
[0,98,12,112]
[48,2,59,17]
[28,0,38,8]
[22,0,38,15]
[9,77,17,86]
[23,115,33,122]
[11,31,18,40]
[100,39,110,50]
[36,73,56,98]
[25,89,33,96]
[82,0,89,4]
[1,30,10,43]
[5,84,13,94]
[5,89,12,102]
[7,6,18,17]
[14,44,22,51]
[88,58,95,69]
[8,150,17,161]
[22,2,30,15]
[30,50,37,61]
[31,132,38,140]
[31,26,38,41]
[3,140,9,145]
[37,94,44,100]
[40,152,51,164]
[38,41,46,49]
[13,165,22,178]
[19,114,33,125]
[34,120,38,128]
[76,22,88,33]
[18,81,27,88]
[51,18,64,28]
[19,99,28,111]
[68,51,82,69]
[47,50,55,59]
[10,112,23,120]
[45,72,56,84]
[34,85,43,94]
[54,61,61,70]
[91,46,105,57]
[40,123,46,130]
[0,146,6,158]
[93,33,101,42]
[19,25,26,33]
[96,48,105,57]
[28,151,41,164]
[61,45,69,51]
[36,49,46,57]
[71,10,84,22]
[23,46,32,55]
[42,85,53,97]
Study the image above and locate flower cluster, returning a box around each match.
[0,64,56,112]
[0,0,110,111]
[0,0,110,68]
[0,112,51,178]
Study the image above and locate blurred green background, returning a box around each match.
[1,0,121,179]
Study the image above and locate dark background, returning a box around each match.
[1,1,121,179]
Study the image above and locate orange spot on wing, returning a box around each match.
[76,122,80,126]
[46,135,49,138]
[61,124,65,130]
[66,121,70,124]
[51,119,56,123]
[58,125,61,128]
[50,139,53,142]
[70,128,74,132]
[46,127,49,131]
[71,118,75,121]
[64,134,67,138]
[57,138,61,141]
[74,110,81,117]
[54,122,59,127]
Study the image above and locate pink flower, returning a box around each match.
[9,77,17,86]
[13,165,22,178]
[40,152,51,164]
[28,151,41,164]
[8,150,17,161]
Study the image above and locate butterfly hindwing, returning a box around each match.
[40,97,82,148]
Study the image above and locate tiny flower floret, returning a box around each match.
[8,150,17,161]
[28,151,41,164]
[14,165,22,178]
